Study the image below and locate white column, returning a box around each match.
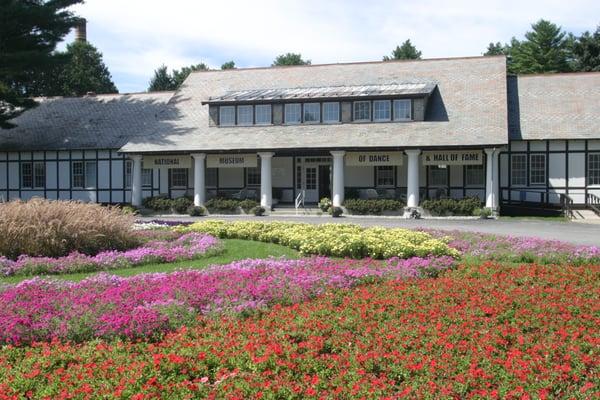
[405,149,421,208]
[258,152,274,209]
[330,151,346,207]
[191,153,206,206]
[484,148,499,210]
[130,154,143,207]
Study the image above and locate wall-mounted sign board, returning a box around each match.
[143,155,191,168]
[346,152,404,166]
[207,154,257,168]
[422,150,483,166]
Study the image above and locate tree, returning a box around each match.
[570,26,600,72]
[55,41,117,96]
[484,42,508,56]
[383,40,422,61]
[272,53,311,66]
[221,61,236,70]
[0,0,82,127]
[508,19,572,74]
[147,63,209,91]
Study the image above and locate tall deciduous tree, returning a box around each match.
[570,26,600,72]
[383,40,422,61]
[272,53,311,66]
[56,41,117,96]
[0,0,82,127]
[508,19,572,74]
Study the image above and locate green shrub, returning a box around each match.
[239,199,259,213]
[204,198,258,213]
[0,199,139,259]
[251,206,266,216]
[318,198,332,212]
[172,197,193,214]
[421,197,482,216]
[343,199,405,215]
[187,205,207,217]
[142,195,172,211]
[330,206,344,218]
[473,207,493,218]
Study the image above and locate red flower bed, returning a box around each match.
[1,262,598,399]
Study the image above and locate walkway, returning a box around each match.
[140,215,600,246]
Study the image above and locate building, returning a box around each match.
[1,55,599,214]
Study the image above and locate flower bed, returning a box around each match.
[0,261,597,398]
[177,221,460,259]
[0,232,222,277]
[0,256,454,344]
[424,229,600,265]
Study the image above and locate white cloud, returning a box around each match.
[68,0,600,92]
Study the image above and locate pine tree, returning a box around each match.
[57,41,117,95]
[148,65,176,91]
[272,53,311,66]
[383,40,422,61]
[570,26,600,72]
[221,61,236,70]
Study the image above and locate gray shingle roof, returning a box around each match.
[0,92,173,151]
[508,73,600,141]
[121,56,509,153]
[204,82,437,103]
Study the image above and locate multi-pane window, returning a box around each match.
[125,161,152,188]
[429,166,448,186]
[296,165,302,189]
[589,153,600,185]
[322,102,339,123]
[465,165,484,186]
[511,154,527,186]
[72,161,96,188]
[393,99,412,121]
[373,100,391,121]
[22,162,46,189]
[255,104,271,125]
[142,169,152,187]
[305,167,317,190]
[284,103,301,124]
[237,105,253,125]
[206,168,218,187]
[170,168,188,188]
[353,101,371,121]
[376,166,395,187]
[219,106,235,126]
[303,103,320,123]
[529,154,546,185]
[246,167,260,185]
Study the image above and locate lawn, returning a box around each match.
[0,239,299,284]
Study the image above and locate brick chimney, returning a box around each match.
[75,18,87,42]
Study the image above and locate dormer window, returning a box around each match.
[393,99,411,121]
[353,101,371,122]
[237,105,253,125]
[285,103,301,124]
[303,103,320,123]
[219,106,235,126]
[322,102,340,123]
[373,100,391,121]
[255,104,272,125]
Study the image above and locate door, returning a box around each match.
[318,165,331,200]
[304,166,318,203]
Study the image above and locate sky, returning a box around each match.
[62,0,600,93]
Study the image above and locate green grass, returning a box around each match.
[0,239,299,284]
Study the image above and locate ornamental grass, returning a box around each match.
[177,220,460,259]
[0,198,138,259]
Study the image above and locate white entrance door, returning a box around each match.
[304,166,318,203]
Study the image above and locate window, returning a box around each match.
[284,103,301,124]
[305,167,317,190]
[465,165,484,186]
[376,166,395,187]
[21,162,46,189]
[170,168,188,188]
[322,102,339,123]
[219,106,235,126]
[206,168,218,187]
[511,154,527,186]
[246,167,260,186]
[255,104,271,125]
[72,161,96,188]
[429,166,448,186]
[237,105,253,125]
[353,101,371,121]
[589,153,600,185]
[125,161,152,188]
[393,99,412,121]
[530,154,546,185]
[142,169,153,187]
[125,161,132,188]
[303,103,320,123]
[373,100,391,121]
[296,165,302,189]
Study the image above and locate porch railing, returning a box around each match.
[587,193,600,216]
[295,190,305,215]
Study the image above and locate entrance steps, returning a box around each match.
[572,209,600,223]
